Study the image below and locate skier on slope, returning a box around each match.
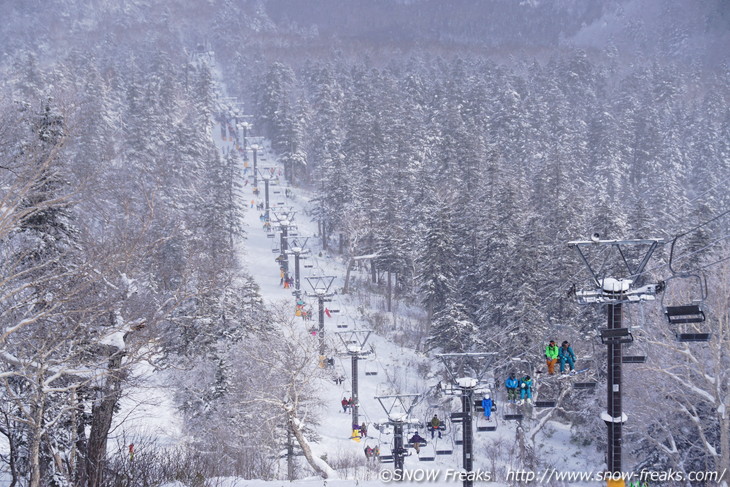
[559,341,577,374]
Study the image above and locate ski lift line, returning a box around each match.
[698,254,730,271]
[638,231,730,278]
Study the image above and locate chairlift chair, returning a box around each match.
[476,413,497,432]
[365,356,379,376]
[661,238,711,342]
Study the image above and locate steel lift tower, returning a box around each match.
[569,235,664,487]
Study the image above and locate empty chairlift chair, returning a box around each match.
[661,273,710,342]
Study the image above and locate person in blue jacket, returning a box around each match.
[518,375,533,405]
[559,341,577,374]
[505,373,519,403]
[481,393,494,421]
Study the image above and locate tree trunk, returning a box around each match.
[387,271,392,312]
[287,411,333,478]
[29,392,45,487]
[721,410,729,487]
[321,221,328,250]
[74,388,89,487]
[84,350,125,487]
[343,258,355,295]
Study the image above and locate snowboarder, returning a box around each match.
[409,433,426,453]
[505,373,519,403]
[429,415,442,439]
[481,393,494,421]
[518,375,533,405]
[545,340,559,375]
[559,341,576,374]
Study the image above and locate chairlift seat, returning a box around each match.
[535,401,556,408]
[477,425,497,432]
[574,382,597,390]
[455,439,464,445]
[599,328,634,344]
[379,455,394,463]
[676,332,711,342]
[622,355,646,364]
[435,449,453,455]
[665,305,706,324]
[504,414,523,421]
[419,456,435,462]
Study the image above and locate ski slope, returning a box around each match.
[199,120,606,486]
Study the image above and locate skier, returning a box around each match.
[429,415,442,439]
[518,375,533,405]
[481,393,494,421]
[364,445,373,459]
[409,432,426,453]
[505,373,519,403]
[545,340,559,375]
[341,397,349,413]
[360,423,368,438]
[559,341,577,374]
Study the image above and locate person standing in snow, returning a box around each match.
[559,341,577,374]
[545,340,559,375]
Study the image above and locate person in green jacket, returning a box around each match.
[545,340,559,375]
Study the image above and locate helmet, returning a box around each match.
[484,394,490,399]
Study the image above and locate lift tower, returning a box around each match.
[285,236,310,297]
[305,276,336,357]
[375,394,420,478]
[437,352,496,487]
[337,330,372,428]
[569,236,663,487]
